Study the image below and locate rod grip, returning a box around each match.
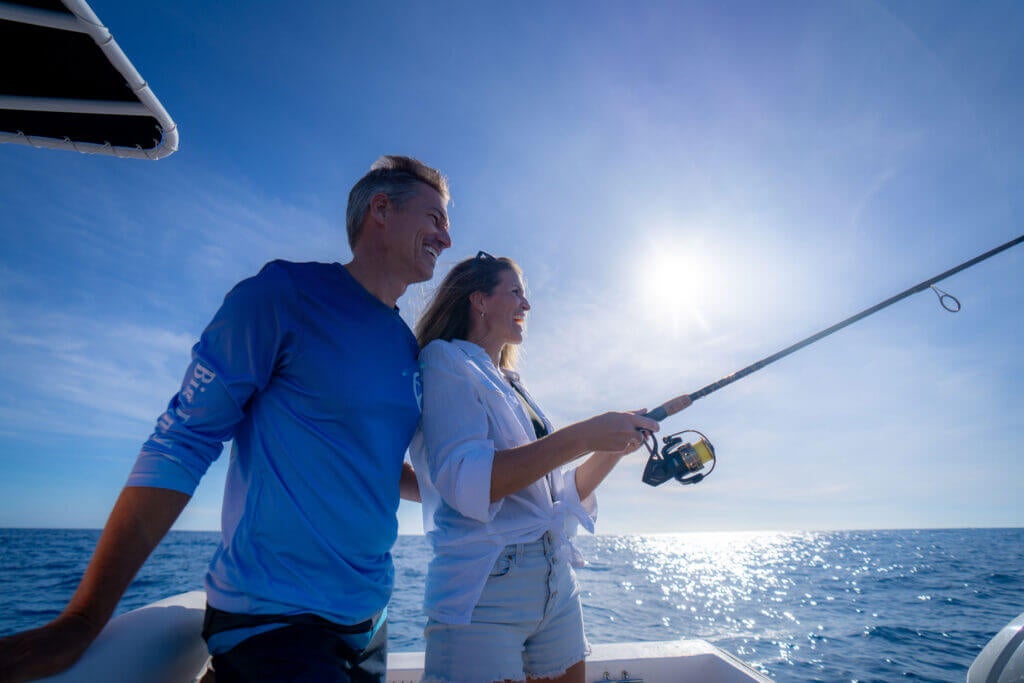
[647,406,668,422]
[648,394,691,422]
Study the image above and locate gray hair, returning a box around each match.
[345,155,450,248]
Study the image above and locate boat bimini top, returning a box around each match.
[0,0,177,159]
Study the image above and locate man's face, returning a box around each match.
[385,183,451,284]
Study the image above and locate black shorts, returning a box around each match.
[210,619,388,683]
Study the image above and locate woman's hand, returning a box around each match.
[572,410,657,500]
[577,410,659,454]
[490,410,658,503]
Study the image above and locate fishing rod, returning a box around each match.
[641,233,1024,487]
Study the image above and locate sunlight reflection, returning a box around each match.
[576,529,1024,681]
[586,531,829,640]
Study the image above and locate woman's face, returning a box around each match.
[480,268,531,346]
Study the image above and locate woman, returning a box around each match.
[410,252,683,683]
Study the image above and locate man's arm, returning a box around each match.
[0,486,190,683]
[399,461,420,502]
[0,267,296,682]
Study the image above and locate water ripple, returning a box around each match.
[1,528,1022,682]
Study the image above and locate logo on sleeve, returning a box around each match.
[413,370,423,411]
[181,361,216,406]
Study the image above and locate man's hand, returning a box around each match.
[0,486,191,683]
[0,611,99,683]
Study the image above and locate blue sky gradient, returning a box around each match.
[1,0,1022,533]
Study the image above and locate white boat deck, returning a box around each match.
[389,639,770,682]
[37,591,771,682]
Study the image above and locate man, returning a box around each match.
[0,155,451,682]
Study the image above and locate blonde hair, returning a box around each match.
[415,254,522,369]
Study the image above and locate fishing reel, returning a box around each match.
[641,429,716,486]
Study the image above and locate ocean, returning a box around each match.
[1,528,1022,682]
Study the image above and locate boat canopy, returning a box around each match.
[0,0,177,159]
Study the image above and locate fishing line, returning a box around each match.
[640,233,1024,487]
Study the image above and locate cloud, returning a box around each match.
[0,309,194,440]
[1,160,353,444]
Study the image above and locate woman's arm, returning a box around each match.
[572,451,627,502]
[489,411,656,502]
[571,407,669,501]
[419,343,659,512]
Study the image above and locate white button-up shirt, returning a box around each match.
[409,339,597,624]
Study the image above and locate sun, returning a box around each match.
[635,236,715,336]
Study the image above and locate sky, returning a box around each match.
[0,0,1022,535]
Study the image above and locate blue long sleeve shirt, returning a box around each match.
[128,260,421,637]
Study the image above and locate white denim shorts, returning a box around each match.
[422,532,590,683]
